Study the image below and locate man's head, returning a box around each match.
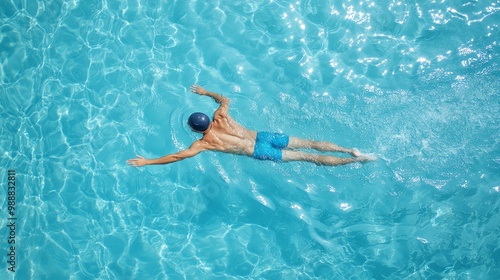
[188,112,211,133]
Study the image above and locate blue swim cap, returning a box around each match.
[188,112,210,132]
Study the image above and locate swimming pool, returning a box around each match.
[1,0,499,279]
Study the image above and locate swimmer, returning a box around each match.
[127,85,375,167]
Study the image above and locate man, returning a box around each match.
[127,85,375,167]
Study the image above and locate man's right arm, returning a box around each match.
[190,84,229,106]
[191,84,230,116]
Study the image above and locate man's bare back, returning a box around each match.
[127,85,375,167]
[199,113,257,156]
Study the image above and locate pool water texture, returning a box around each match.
[1,0,499,279]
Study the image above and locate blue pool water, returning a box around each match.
[1,0,499,279]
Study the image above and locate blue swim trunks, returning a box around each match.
[252,132,290,162]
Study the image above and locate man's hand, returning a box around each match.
[190,84,208,95]
[127,155,149,167]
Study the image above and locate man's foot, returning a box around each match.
[351,148,362,157]
[355,154,377,163]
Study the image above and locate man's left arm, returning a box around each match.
[127,141,206,167]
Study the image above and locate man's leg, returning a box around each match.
[282,150,372,166]
[287,137,361,157]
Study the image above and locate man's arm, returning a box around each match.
[127,141,206,167]
[190,84,229,111]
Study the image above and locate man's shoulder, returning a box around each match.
[190,139,209,149]
[213,110,235,123]
[196,136,218,150]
